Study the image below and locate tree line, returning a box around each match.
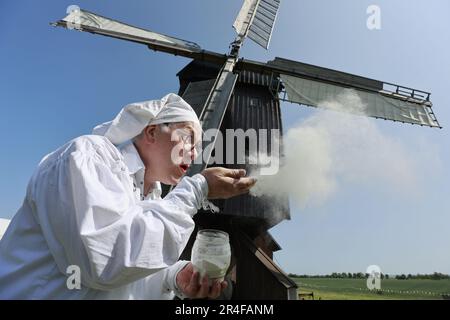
[289,272,450,280]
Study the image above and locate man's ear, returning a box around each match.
[143,125,157,144]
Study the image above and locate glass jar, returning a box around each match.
[191,229,231,284]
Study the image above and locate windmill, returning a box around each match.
[51,1,441,300]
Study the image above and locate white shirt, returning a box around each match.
[0,135,208,299]
[119,141,162,201]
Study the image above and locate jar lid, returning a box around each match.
[196,229,229,243]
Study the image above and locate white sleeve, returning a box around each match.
[118,260,190,299]
[162,260,191,298]
[32,148,208,291]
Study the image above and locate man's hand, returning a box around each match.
[201,168,256,199]
[176,263,228,299]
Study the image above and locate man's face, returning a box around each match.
[149,122,201,185]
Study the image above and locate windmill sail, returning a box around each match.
[240,57,440,128]
[52,9,226,63]
[233,0,259,37]
[233,0,281,49]
[280,75,439,128]
[186,59,239,176]
[181,79,216,117]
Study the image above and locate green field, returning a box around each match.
[292,277,450,300]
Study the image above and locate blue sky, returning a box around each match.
[1,0,449,275]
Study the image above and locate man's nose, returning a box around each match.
[190,147,197,162]
[180,145,197,163]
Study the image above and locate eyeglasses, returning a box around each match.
[179,131,203,155]
[162,123,203,155]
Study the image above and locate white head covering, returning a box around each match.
[92,93,201,145]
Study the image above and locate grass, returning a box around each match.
[292,277,450,300]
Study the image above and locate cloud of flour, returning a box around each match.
[249,89,441,210]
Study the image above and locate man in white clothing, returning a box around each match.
[0,93,256,299]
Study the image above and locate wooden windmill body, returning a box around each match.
[52,0,440,299]
[176,60,295,299]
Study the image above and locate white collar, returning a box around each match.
[118,141,162,199]
[119,141,145,175]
